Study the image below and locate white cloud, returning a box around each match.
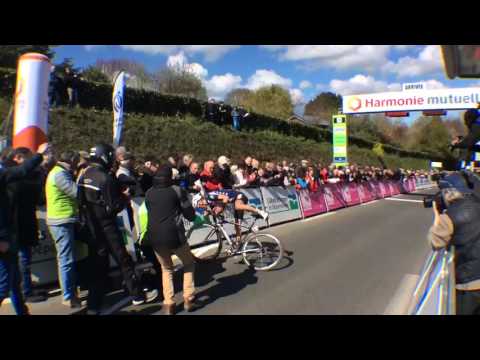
[289,88,305,105]
[260,45,393,72]
[299,80,312,89]
[329,74,401,95]
[204,73,243,100]
[383,45,442,78]
[120,45,239,62]
[166,52,208,79]
[84,45,103,51]
[424,79,446,89]
[245,69,292,90]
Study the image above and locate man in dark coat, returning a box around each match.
[4,148,47,303]
[145,165,200,315]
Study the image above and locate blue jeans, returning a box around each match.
[48,224,76,301]
[232,116,240,131]
[0,253,28,315]
[18,246,33,296]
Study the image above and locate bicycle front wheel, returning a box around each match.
[242,233,284,271]
[192,227,224,263]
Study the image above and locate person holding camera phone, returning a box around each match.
[0,143,50,315]
[427,172,480,315]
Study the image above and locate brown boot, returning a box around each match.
[164,303,176,315]
[184,297,201,312]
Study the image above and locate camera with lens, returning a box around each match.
[423,191,447,211]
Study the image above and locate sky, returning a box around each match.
[53,45,480,124]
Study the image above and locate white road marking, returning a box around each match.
[383,274,420,315]
[385,198,424,203]
[361,200,379,206]
[301,212,335,223]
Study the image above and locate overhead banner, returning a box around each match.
[332,114,348,166]
[112,71,126,147]
[343,87,480,114]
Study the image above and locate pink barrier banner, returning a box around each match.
[382,181,392,197]
[409,178,416,192]
[368,181,381,199]
[393,182,402,195]
[358,183,375,203]
[387,182,398,196]
[323,183,346,210]
[298,189,328,217]
[299,189,328,216]
[341,183,361,206]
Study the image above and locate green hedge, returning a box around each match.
[0,67,434,161]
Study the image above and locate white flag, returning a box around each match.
[112,71,126,147]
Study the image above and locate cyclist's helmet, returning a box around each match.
[89,143,115,169]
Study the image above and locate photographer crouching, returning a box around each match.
[427,173,480,315]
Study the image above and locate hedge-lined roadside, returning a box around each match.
[0,97,430,170]
[0,67,435,162]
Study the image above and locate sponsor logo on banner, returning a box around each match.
[299,189,328,217]
[323,184,346,210]
[343,87,480,114]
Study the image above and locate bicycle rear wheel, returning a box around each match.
[242,233,284,271]
[192,227,224,262]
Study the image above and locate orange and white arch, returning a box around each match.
[13,53,51,151]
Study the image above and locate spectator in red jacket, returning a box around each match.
[306,166,318,192]
[200,160,222,191]
[320,167,329,183]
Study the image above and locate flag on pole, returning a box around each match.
[113,71,126,147]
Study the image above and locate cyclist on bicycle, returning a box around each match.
[192,187,269,246]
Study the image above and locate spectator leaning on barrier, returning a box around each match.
[200,160,220,191]
[186,162,201,193]
[145,165,200,315]
[306,166,318,192]
[139,159,159,194]
[0,143,50,315]
[45,150,82,309]
[4,147,47,303]
[214,155,234,189]
[428,173,480,315]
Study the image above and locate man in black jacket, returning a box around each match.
[145,165,199,315]
[0,143,49,315]
[428,173,480,314]
[78,143,157,314]
[4,147,47,303]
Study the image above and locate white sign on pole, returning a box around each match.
[402,82,426,91]
[342,87,480,114]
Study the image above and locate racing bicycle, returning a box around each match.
[191,206,284,271]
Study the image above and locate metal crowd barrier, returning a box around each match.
[409,247,455,315]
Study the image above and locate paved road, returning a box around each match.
[0,188,436,315]
[118,188,436,315]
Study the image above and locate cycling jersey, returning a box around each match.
[207,189,246,204]
[206,189,247,221]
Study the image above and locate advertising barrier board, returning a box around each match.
[341,183,361,206]
[260,186,302,225]
[323,183,346,211]
[298,189,328,218]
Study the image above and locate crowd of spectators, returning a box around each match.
[0,141,435,315]
[128,151,433,196]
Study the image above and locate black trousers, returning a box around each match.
[456,289,480,315]
[86,224,142,311]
